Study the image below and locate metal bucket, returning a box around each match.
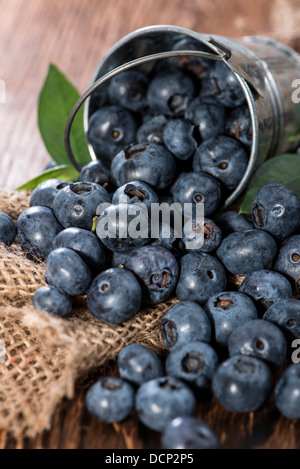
[64,25,300,208]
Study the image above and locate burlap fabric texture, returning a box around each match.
[0,190,178,439]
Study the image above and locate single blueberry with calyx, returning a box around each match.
[146,68,196,116]
[96,203,150,253]
[163,118,197,161]
[182,217,222,253]
[225,104,253,148]
[216,210,253,237]
[33,286,72,318]
[112,180,159,212]
[165,341,219,390]
[228,319,287,369]
[136,115,168,144]
[30,178,70,210]
[78,160,112,187]
[239,269,293,310]
[193,136,249,191]
[0,212,16,246]
[176,252,226,305]
[274,235,300,286]
[85,377,135,424]
[212,355,273,413]
[204,61,246,108]
[161,416,220,450]
[111,142,176,192]
[135,376,196,432]
[170,37,214,79]
[87,105,138,166]
[263,298,300,339]
[216,229,277,276]
[252,183,300,240]
[172,171,221,217]
[87,267,142,324]
[108,69,149,112]
[124,245,179,305]
[53,181,111,231]
[118,343,163,386]
[45,247,92,296]
[274,364,300,419]
[184,97,226,141]
[204,291,258,348]
[17,206,63,260]
[52,227,106,275]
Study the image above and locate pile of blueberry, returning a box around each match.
[1,36,300,448]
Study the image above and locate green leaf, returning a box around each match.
[16,165,79,191]
[38,64,91,167]
[240,153,300,214]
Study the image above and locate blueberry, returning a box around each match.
[228,319,287,369]
[78,160,111,187]
[96,203,150,253]
[212,355,272,412]
[136,115,168,144]
[87,267,142,324]
[165,341,219,389]
[204,291,258,348]
[151,223,185,260]
[53,181,111,231]
[112,180,159,211]
[85,377,135,423]
[216,229,277,276]
[87,105,138,165]
[52,227,106,275]
[161,416,220,449]
[225,104,253,148]
[193,136,249,191]
[124,245,179,305]
[263,298,300,339]
[216,210,253,237]
[274,364,300,419]
[33,286,72,318]
[182,217,222,253]
[135,376,196,432]
[239,270,292,310]
[146,69,196,116]
[172,171,221,217]
[170,37,213,78]
[176,252,226,305]
[274,235,300,286]
[0,212,16,246]
[118,343,163,386]
[17,206,63,260]
[108,70,148,112]
[204,61,246,108]
[30,179,70,210]
[163,118,197,160]
[111,142,176,191]
[252,183,300,240]
[45,247,92,296]
[184,97,226,141]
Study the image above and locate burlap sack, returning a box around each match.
[0,190,178,439]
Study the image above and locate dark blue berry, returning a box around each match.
[252,183,300,240]
[216,229,277,276]
[216,210,253,237]
[0,212,16,246]
[176,252,226,305]
[85,377,135,423]
[78,160,111,186]
[45,247,92,296]
[108,70,148,112]
[137,115,168,144]
[193,136,248,191]
[274,364,300,419]
[30,179,70,210]
[204,291,258,348]
[185,97,226,141]
[170,38,213,78]
[161,416,220,449]
[161,301,211,350]
[17,206,63,260]
[33,286,72,318]
[118,343,163,386]
[165,341,219,389]
[205,61,246,108]
[112,180,159,211]
[135,376,196,432]
[225,104,253,148]
[182,217,222,253]
[228,319,287,369]
[124,245,179,305]
[87,267,142,324]
[263,298,300,339]
[212,355,272,412]
[163,118,197,160]
[274,235,300,286]
[151,223,185,260]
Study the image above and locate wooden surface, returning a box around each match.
[1,0,300,450]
